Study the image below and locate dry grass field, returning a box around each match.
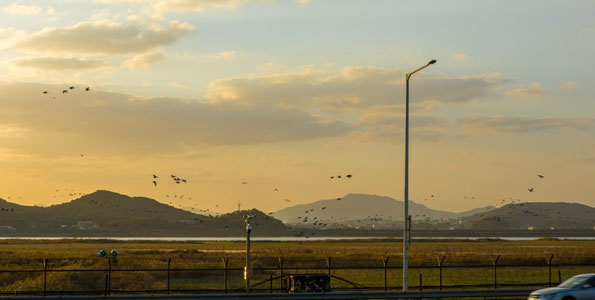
[0,238,593,294]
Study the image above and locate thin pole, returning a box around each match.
[245,218,252,292]
[223,257,229,294]
[403,75,410,291]
[402,59,436,292]
[43,258,47,296]
[167,258,171,294]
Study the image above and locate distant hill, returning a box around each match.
[273,193,495,228]
[0,190,288,236]
[462,202,595,230]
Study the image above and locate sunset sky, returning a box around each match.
[1,0,594,213]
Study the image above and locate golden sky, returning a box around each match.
[0,0,594,213]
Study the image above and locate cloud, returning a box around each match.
[206,50,237,61]
[0,28,27,49]
[12,57,109,71]
[205,66,506,112]
[460,114,591,135]
[0,82,352,156]
[121,51,165,69]
[453,53,467,61]
[168,81,188,89]
[258,62,282,71]
[97,0,254,15]
[2,3,42,15]
[12,20,195,56]
[506,82,545,98]
[351,108,447,143]
[560,81,580,90]
[152,0,251,13]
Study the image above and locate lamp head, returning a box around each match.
[428,59,437,65]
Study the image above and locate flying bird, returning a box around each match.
[528,188,534,192]
[346,174,352,179]
[273,188,279,192]
[337,175,342,179]
[284,199,291,202]
[43,91,48,94]
[330,176,334,179]
[85,87,90,91]
[69,86,74,90]
[62,90,68,94]
[537,174,544,178]
[153,174,158,178]
[152,181,157,187]
[242,181,248,185]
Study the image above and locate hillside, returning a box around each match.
[0,190,288,236]
[273,193,494,228]
[462,202,595,230]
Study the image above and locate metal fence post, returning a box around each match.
[437,255,445,290]
[269,273,273,293]
[558,270,562,284]
[492,255,500,289]
[104,274,108,296]
[107,257,111,295]
[383,256,390,291]
[278,257,284,291]
[222,257,229,294]
[419,273,422,291]
[546,254,554,287]
[167,258,171,294]
[327,256,332,276]
[43,258,48,296]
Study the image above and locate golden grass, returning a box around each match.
[0,238,593,294]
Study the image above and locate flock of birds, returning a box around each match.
[42,85,90,100]
[151,174,188,187]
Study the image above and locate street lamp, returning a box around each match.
[244,215,254,292]
[403,59,436,291]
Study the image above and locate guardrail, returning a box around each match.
[0,288,536,300]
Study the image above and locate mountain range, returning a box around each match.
[0,190,592,236]
[272,193,495,228]
[0,190,287,236]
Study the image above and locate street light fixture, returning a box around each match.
[403,59,436,291]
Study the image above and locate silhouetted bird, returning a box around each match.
[62,90,68,94]
[242,182,248,184]
[346,174,352,179]
[69,86,74,90]
[153,174,158,178]
[43,91,48,94]
[284,199,291,202]
[336,197,341,201]
[330,176,334,179]
[152,181,157,187]
[85,87,90,91]
[537,174,544,178]
[528,188,534,192]
[337,175,342,179]
[273,188,279,192]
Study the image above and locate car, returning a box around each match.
[529,273,595,300]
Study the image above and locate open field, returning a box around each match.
[0,238,593,294]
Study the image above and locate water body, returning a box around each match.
[0,236,593,241]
